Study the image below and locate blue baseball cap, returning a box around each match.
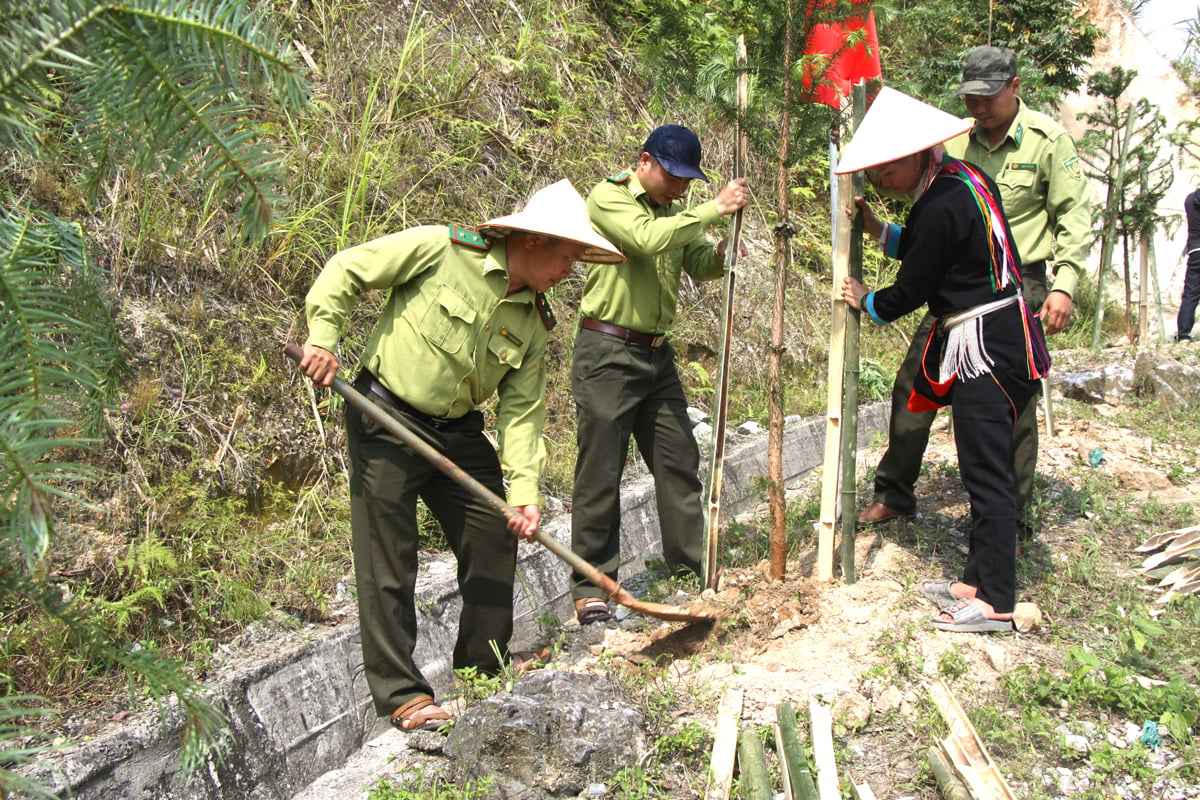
[642,125,710,182]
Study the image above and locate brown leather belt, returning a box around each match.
[580,318,666,347]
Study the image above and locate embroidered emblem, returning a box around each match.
[1013,122,1024,146]
[448,224,490,250]
[605,171,631,184]
[535,292,557,330]
[1062,154,1082,181]
[499,327,524,347]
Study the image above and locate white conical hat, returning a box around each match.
[478,179,625,264]
[834,87,973,175]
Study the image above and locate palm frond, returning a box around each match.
[0,0,309,239]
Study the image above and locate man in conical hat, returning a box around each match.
[837,88,1050,632]
[297,180,623,731]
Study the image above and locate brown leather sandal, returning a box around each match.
[575,597,611,625]
[390,694,453,732]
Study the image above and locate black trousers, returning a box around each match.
[952,367,1037,614]
[1177,248,1200,338]
[871,267,1049,526]
[569,328,704,599]
[345,392,517,717]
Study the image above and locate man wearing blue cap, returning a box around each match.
[569,124,749,625]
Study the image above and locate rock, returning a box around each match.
[446,671,648,799]
[831,692,871,731]
[736,420,764,436]
[984,644,1008,673]
[1055,365,1134,404]
[874,686,903,714]
[1012,602,1042,632]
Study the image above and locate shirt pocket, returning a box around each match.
[487,331,527,371]
[997,167,1038,216]
[420,284,477,354]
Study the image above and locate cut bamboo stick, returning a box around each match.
[737,723,773,800]
[775,701,818,800]
[1141,530,1200,570]
[809,698,840,800]
[927,679,1016,800]
[850,782,876,800]
[927,746,972,800]
[706,688,744,800]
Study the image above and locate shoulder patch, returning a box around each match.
[605,171,632,184]
[448,224,490,250]
[1062,154,1083,181]
[535,292,557,331]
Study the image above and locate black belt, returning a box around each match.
[356,370,458,429]
[580,318,666,347]
[1021,259,1047,277]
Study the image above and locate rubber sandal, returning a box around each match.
[390,694,453,732]
[575,597,612,625]
[930,599,1012,633]
[919,580,958,608]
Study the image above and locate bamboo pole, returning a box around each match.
[704,35,748,589]
[839,83,866,583]
[817,165,853,580]
[1139,227,1149,345]
[767,8,794,581]
[1146,230,1169,344]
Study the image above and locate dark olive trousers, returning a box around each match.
[569,329,704,599]
[345,394,517,718]
[870,269,1049,527]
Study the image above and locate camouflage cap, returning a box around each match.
[955,46,1018,97]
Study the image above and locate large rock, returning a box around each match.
[445,671,647,798]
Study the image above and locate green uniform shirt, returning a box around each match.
[581,171,725,333]
[944,99,1091,298]
[304,225,549,507]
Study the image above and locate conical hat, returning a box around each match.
[834,87,973,175]
[478,180,625,264]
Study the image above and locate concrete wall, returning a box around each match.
[17,405,887,800]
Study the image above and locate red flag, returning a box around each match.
[801,0,882,108]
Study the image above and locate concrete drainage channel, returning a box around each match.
[18,406,888,800]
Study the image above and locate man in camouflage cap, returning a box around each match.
[856,46,1091,549]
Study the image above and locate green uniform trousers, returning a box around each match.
[871,265,1049,529]
[345,387,517,718]
[570,329,704,599]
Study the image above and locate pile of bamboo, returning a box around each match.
[705,679,1017,799]
[705,690,875,800]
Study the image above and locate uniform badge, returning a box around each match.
[499,327,524,347]
[535,292,557,330]
[448,224,490,250]
[1063,155,1082,181]
[605,171,631,184]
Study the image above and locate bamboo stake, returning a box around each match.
[1147,232,1169,344]
[1139,227,1150,345]
[839,82,866,583]
[737,724,773,800]
[808,698,840,800]
[818,165,853,580]
[704,35,748,589]
[706,688,744,800]
[767,9,795,581]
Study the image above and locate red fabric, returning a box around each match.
[801,1,882,108]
